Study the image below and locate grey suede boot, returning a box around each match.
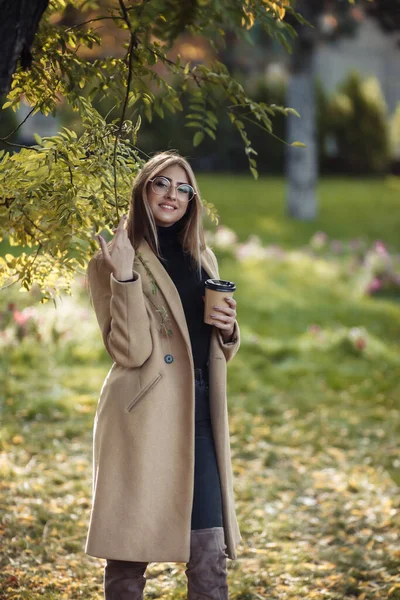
[185,527,229,600]
[104,559,148,600]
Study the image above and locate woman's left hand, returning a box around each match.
[209,296,237,338]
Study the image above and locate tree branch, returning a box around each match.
[0,138,41,151]
[1,104,37,140]
[111,0,149,219]
[65,15,124,32]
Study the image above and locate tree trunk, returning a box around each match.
[0,0,49,94]
[285,46,318,221]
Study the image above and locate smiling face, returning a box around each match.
[147,164,192,227]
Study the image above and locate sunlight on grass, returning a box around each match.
[257,215,286,236]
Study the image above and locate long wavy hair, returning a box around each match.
[92,150,206,280]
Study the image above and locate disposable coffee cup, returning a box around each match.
[204,279,236,325]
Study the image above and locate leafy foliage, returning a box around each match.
[327,71,390,174]
[1,98,142,299]
[0,0,305,300]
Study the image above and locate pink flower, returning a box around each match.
[265,245,285,260]
[367,277,382,293]
[12,310,29,326]
[348,238,362,250]
[355,338,366,350]
[310,231,328,249]
[214,226,238,248]
[375,241,388,256]
[331,240,343,253]
[234,238,267,261]
[349,327,367,351]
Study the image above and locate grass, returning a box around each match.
[1,176,400,599]
[198,175,400,251]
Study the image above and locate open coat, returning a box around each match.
[85,236,241,563]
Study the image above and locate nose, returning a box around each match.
[166,184,177,201]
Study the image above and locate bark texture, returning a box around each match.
[0,0,49,94]
[285,48,318,221]
[285,0,319,221]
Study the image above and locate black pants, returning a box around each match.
[191,369,223,530]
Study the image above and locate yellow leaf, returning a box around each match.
[322,562,337,570]
[12,435,24,444]
[389,585,400,596]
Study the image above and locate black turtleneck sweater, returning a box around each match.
[156,218,213,370]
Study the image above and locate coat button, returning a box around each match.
[164,354,174,364]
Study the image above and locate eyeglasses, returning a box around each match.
[148,176,196,202]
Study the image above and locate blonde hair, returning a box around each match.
[92,150,206,281]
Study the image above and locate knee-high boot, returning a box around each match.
[104,559,148,600]
[185,527,229,600]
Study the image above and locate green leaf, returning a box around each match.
[291,141,307,148]
[128,93,139,107]
[277,31,292,54]
[185,121,203,128]
[250,166,258,180]
[286,107,301,118]
[133,115,142,134]
[193,131,204,147]
[144,105,153,123]
[205,127,216,140]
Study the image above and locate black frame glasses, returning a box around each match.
[148,176,196,202]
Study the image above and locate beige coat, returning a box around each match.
[85,236,241,563]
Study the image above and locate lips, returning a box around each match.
[159,203,177,210]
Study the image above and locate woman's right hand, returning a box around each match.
[97,214,135,281]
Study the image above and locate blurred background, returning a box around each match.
[1,2,400,599]
[2,2,400,176]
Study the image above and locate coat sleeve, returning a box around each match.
[87,253,153,368]
[207,247,240,363]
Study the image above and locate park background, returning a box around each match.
[1,1,400,599]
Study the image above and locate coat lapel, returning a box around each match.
[135,237,217,357]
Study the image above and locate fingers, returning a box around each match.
[115,214,127,233]
[211,317,235,330]
[97,233,106,251]
[225,296,236,307]
[96,215,129,272]
[97,214,125,250]
[212,305,235,317]
[111,214,128,243]
[98,214,127,244]
[97,234,111,263]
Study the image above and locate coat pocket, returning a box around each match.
[125,371,163,412]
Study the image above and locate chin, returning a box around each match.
[158,212,182,223]
[156,217,179,226]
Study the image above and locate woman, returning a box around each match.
[85,151,241,599]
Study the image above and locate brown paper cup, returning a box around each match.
[204,279,236,325]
